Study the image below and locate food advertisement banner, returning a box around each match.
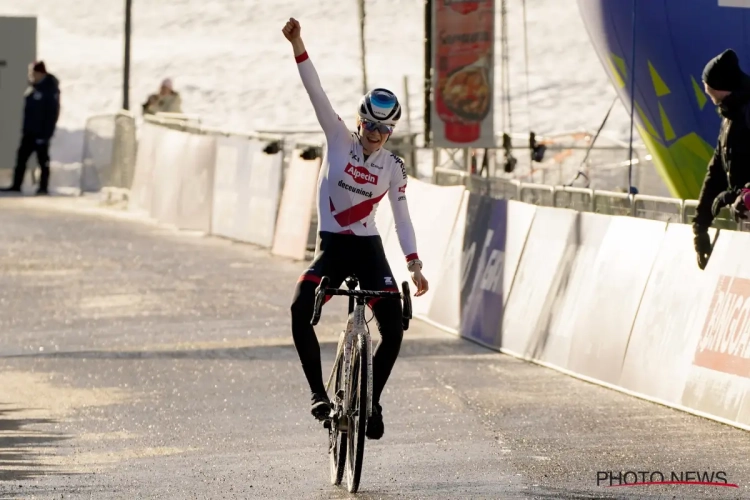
[431,0,495,148]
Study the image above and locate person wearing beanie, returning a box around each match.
[1,60,60,195]
[142,77,182,116]
[693,49,750,269]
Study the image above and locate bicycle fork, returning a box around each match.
[340,305,372,420]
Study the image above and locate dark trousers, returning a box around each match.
[12,135,50,191]
[291,232,404,406]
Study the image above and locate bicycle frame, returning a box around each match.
[325,295,373,420]
[311,274,412,493]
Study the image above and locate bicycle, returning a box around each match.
[310,274,412,493]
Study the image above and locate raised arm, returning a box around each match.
[282,18,348,142]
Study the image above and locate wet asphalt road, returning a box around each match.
[0,195,749,500]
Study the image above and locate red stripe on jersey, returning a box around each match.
[333,191,387,227]
[295,52,309,64]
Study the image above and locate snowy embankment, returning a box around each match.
[1,0,654,192]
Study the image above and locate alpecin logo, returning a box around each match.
[693,275,750,377]
[345,164,378,185]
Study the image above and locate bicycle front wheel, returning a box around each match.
[329,353,346,486]
[346,334,368,493]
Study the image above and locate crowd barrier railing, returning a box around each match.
[432,167,746,232]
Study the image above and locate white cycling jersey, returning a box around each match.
[296,51,419,263]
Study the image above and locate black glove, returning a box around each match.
[693,225,712,270]
[712,189,740,217]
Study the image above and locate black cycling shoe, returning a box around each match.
[310,393,332,421]
[365,403,384,440]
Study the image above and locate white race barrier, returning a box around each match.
[271,150,320,261]
[130,121,161,215]
[499,206,579,359]
[210,138,283,245]
[243,147,284,248]
[619,224,720,404]
[564,217,667,384]
[425,190,469,332]
[150,127,188,226]
[211,136,247,240]
[529,212,612,369]
[377,178,465,316]
[176,134,216,233]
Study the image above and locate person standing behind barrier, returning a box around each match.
[142,78,182,115]
[693,49,750,269]
[1,61,60,195]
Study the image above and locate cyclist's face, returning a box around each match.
[360,123,389,154]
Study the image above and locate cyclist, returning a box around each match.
[282,17,429,440]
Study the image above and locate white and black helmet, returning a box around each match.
[358,88,402,126]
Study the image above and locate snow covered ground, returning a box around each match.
[0,0,641,156]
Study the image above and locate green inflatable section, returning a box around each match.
[604,54,715,200]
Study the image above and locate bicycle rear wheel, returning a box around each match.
[346,334,368,493]
[329,352,346,485]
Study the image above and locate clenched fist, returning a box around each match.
[282,18,301,41]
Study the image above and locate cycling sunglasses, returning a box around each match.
[360,119,394,135]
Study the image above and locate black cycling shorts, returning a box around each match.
[299,232,400,304]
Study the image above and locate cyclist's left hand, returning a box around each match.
[411,270,429,297]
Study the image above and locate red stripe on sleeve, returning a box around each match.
[405,253,419,262]
[295,51,309,64]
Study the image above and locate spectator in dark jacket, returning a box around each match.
[1,61,60,195]
[693,49,750,269]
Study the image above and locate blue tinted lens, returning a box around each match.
[362,120,393,134]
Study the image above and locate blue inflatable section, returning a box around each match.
[577,0,750,198]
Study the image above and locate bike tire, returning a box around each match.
[346,334,368,493]
[329,354,346,486]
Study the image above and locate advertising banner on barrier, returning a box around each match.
[242,148,284,248]
[271,151,320,261]
[619,224,718,404]
[211,136,247,240]
[680,230,750,425]
[430,0,495,148]
[177,134,216,233]
[460,194,509,346]
[565,217,667,384]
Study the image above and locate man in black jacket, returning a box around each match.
[693,49,750,269]
[1,61,60,195]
